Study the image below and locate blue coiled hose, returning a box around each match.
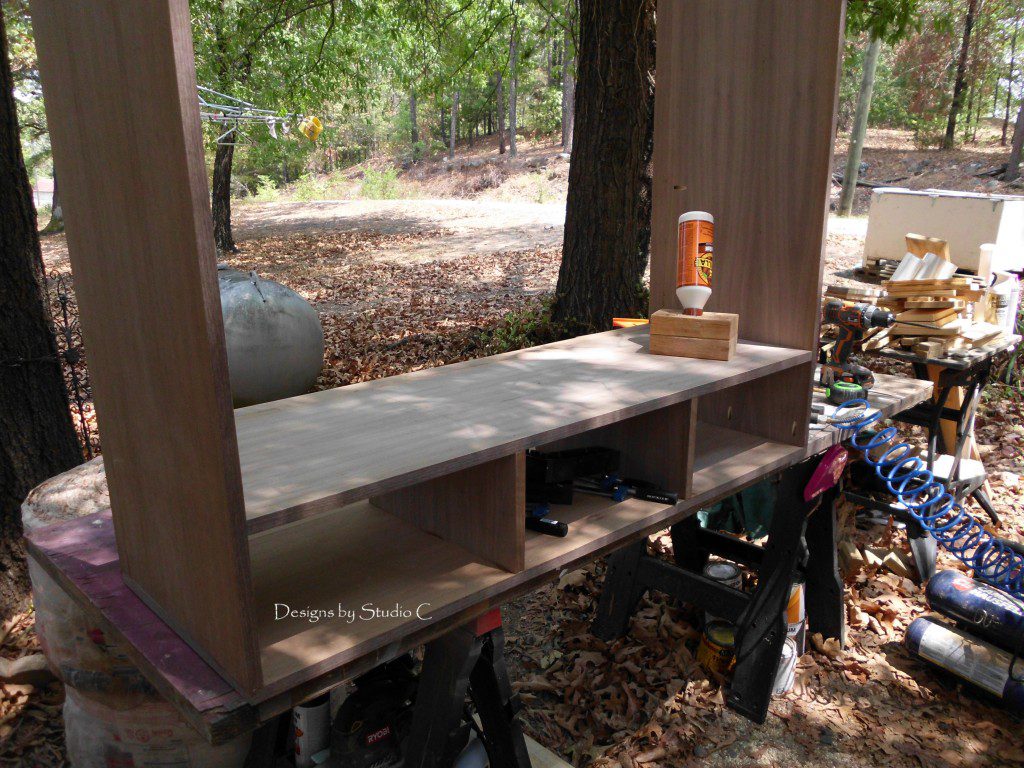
[832,399,1024,597]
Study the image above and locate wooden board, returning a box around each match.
[29,0,259,691]
[649,0,845,354]
[25,371,934,718]
[649,334,735,361]
[649,310,738,340]
[372,454,525,573]
[237,328,811,533]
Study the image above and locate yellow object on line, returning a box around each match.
[300,116,323,142]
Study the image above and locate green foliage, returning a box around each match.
[252,175,280,202]
[361,167,400,199]
[847,0,922,44]
[479,297,568,354]
[293,172,331,201]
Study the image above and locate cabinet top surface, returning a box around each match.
[236,326,812,532]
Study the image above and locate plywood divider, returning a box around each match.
[371,454,526,572]
[697,362,814,448]
[649,0,845,353]
[538,401,697,498]
[29,0,260,691]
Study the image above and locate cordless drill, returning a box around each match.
[820,299,895,405]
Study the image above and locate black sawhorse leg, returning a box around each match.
[405,609,532,768]
[592,457,844,724]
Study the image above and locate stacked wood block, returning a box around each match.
[859,257,898,280]
[824,284,884,305]
[866,276,1006,358]
[649,310,739,361]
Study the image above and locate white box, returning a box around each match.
[863,188,1024,276]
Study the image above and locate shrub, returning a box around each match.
[253,174,279,202]
[361,167,401,199]
[293,172,330,201]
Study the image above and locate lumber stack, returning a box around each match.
[869,276,1005,358]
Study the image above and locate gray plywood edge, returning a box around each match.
[238,328,812,533]
[649,0,846,353]
[29,0,260,690]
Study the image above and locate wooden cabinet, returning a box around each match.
[28,0,845,699]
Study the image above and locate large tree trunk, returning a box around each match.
[1005,98,1024,181]
[943,0,978,150]
[1003,20,1019,146]
[449,90,459,161]
[0,13,82,611]
[552,0,655,331]
[561,1,576,152]
[509,33,519,158]
[496,71,506,154]
[410,90,419,147]
[839,35,881,217]
[211,138,236,253]
[42,169,64,234]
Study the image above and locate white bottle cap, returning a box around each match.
[679,211,714,224]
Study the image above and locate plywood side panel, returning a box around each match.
[538,400,696,498]
[698,362,815,448]
[650,0,846,352]
[371,454,526,572]
[29,0,259,690]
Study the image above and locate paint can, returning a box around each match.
[786,578,807,654]
[906,617,1024,709]
[703,560,743,623]
[676,211,714,316]
[697,620,736,677]
[293,692,331,767]
[772,638,798,696]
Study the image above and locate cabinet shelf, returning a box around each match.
[236,328,812,534]
[691,422,806,498]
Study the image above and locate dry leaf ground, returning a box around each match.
[8,127,1024,766]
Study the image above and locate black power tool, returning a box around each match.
[819,299,894,405]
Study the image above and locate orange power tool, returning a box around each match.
[819,299,895,404]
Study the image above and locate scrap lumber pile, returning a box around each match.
[857,235,1012,359]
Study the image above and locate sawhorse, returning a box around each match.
[591,456,845,724]
[405,609,533,768]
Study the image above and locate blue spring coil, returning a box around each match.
[833,399,1024,597]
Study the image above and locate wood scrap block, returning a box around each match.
[862,328,892,351]
[904,298,965,311]
[864,548,886,568]
[649,310,738,340]
[905,233,950,261]
[891,320,963,337]
[896,308,958,324]
[649,310,738,361]
[838,540,865,576]
[913,339,952,359]
[899,336,923,348]
[883,550,917,581]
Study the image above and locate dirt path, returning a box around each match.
[232,198,566,263]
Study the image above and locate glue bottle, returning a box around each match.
[676,211,714,315]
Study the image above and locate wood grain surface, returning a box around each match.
[372,454,526,572]
[27,372,933,710]
[29,0,259,690]
[649,0,845,353]
[237,328,811,533]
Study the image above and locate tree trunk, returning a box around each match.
[1003,20,1019,146]
[42,169,64,234]
[211,138,236,253]
[561,1,576,152]
[496,72,506,154]
[0,12,82,611]
[1005,98,1024,181]
[943,0,978,150]
[449,90,460,161]
[839,35,881,217]
[552,0,655,331]
[509,32,519,158]
[410,90,419,147]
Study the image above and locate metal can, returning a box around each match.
[697,620,736,677]
[786,579,807,654]
[703,560,743,624]
[906,617,1024,709]
[772,638,798,696]
[927,570,1024,653]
